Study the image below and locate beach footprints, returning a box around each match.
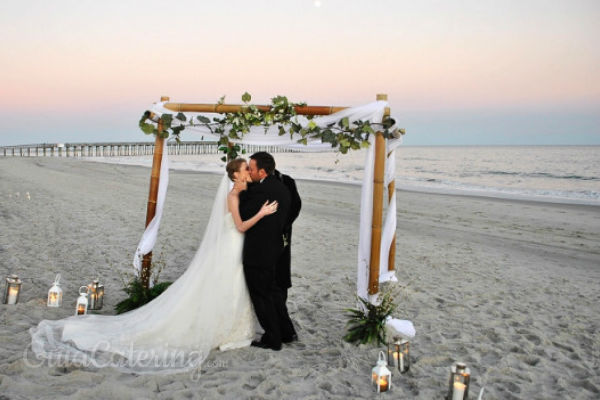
[242,373,266,391]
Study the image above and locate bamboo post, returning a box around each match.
[387,153,396,272]
[368,94,388,295]
[140,96,169,288]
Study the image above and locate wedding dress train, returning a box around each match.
[29,175,256,374]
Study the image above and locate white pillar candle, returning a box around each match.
[452,382,466,400]
[7,287,19,304]
[399,353,404,372]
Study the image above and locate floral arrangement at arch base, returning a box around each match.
[114,252,172,314]
[343,290,397,346]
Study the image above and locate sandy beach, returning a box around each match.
[1,157,599,399]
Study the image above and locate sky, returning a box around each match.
[0,0,598,146]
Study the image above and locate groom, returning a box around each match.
[239,152,297,351]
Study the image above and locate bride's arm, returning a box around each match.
[228,191,277,233]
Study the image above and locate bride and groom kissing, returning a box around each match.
[227,151,301,351]
[30,151,301,372]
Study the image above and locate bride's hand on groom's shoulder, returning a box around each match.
[259,200,278,217]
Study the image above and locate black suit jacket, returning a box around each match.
[239,175,291,268]
[275,170,301,289]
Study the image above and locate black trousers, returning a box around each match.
[244,264,295,346]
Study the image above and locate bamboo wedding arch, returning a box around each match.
[141,94,399,299]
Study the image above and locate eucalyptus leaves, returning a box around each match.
[139,93,403,161]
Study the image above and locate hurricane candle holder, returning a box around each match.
[3,274,22,305]
[47,274,63,308]
[371,351,392,393]
[75,286,89,316]
[87,279,104,310]
[387,339,400,369]
[387,338,411,373]
[398,339,410,373]
[447,362,471,400]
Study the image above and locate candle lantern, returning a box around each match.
[47,274,63,307]
[387,339,400,369]
[3,274,22,305]
[447,362,471,400]
[371,351,392,393]
[387,338,410,373]
[75,286,89,316]
[87,279,104,310]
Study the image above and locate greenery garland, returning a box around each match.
[139,93,404,161]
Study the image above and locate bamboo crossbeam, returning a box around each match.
[162,102,348,116]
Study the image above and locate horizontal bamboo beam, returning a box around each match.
[162,102,348,116]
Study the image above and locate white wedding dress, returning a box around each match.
[29,175,256,374]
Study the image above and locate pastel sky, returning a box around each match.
[1,0,598,146]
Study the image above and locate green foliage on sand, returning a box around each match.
[344,290,396,346]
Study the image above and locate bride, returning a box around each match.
[29,159,277,374]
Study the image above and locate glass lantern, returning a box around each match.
[47,274,63,307]
[3,274,22,305]
[387,338,411,374]
[75,286,89,316]
[371,351,392,393]
[87,279,104,310]
[398,339,410,373]
[387,339,400,369]
[447,362,471,400]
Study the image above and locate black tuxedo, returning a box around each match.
[274,170,301,292]
[239,175,290,267]
[239,175,296,347]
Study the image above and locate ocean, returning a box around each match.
[90,145,600,206]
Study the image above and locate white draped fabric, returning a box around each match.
[133,139,169,286]
[141,100,402,303]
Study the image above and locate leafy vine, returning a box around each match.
[139,92,403,161]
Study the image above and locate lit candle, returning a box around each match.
[7,286,19,304]
[399,352,404,372]
[452,382,466,400]
[77,304,86,315]
[392,351,399,367]
[378,377,389,392]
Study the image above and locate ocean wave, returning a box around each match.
[398,176,600,205]
[485,170,599,181]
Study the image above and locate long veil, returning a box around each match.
[29,174,252,374]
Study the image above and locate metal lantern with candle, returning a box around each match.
[87,279,104,310]
[47,274,63,307]
[371,351,392,393]
[447,362,471,400]
[75,286,89,316]
[3,274,22,305]
[387,339,400,369]
[387,338,411,374]
[398,339,410,373]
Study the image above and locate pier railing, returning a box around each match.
[0,141,300,157]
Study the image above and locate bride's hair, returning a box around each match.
[226,158,247,181]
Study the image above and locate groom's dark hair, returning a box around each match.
[250,152,275,175]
